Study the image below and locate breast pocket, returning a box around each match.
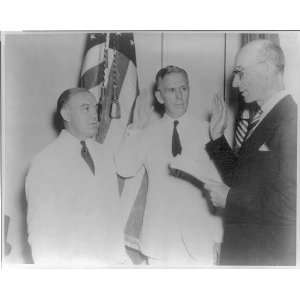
[254,150,279,179]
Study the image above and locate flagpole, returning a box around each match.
[97,33,107,102]
[103,33,110,87]
[161,32,164,68]
[223,32,227,102]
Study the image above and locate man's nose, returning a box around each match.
[232,74,240,88]
[91,108,98,120]
[175,88,183,100]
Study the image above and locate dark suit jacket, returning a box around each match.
[206,95,297,266]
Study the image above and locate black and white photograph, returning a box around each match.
[1,31,299,269]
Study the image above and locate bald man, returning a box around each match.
[205,40,297,266]
[26,88,128,266]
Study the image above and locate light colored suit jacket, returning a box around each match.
[26,130,126,266]
[115,114,223,265]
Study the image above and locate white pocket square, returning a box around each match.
[259,144,270,151]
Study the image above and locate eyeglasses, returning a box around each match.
[233,66,245,79]
[233,61,266,80]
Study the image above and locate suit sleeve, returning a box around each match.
[205,135,238,186]
[266,115,297,223]
[25,159,61,263]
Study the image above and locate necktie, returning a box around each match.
[80,140,95,175]
[246,108,263,137]
[234,109,250,151]
[172,120,182,157]
[235,103,262,151]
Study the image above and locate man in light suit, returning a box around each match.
[26,88,128,265]
[205,40,297,266]
[115,66,223,266]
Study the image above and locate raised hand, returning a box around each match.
[209,93,227,140]
[132,88,157,129]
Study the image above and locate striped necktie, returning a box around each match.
[246,108,263,137]
[80,140,95,175]
[235,109,250,151]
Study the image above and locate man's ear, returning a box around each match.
[155,90,164,105]
[60,107,70,122]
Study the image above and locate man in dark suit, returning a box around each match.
[204,39,297,266]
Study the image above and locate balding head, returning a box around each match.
[233,39,285,105]
[57,87,99,140]
[57,88,93,116]
[238,39,285,74]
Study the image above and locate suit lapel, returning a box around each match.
[238,95,294,156]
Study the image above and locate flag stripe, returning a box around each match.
[118,61,138,127]
[85,33,107,52]
[113,52,130,99]
[109,33,136,65]
[95,66,114,143]
[81,43,104,75]
[124,170,148,249]
[127,83,139,125]
[79,61,105,90]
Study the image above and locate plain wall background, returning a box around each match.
[4,33,86,262]
[3,31,299,263]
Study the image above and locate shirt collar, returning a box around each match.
[60,129,95,148]
[163,112,189,126]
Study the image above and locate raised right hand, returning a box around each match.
[132,88,157,129]
[209,93,227,140]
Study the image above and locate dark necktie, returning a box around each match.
[172,120,182,157]
[80,140,95,175]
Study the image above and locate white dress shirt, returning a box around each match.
[115,113,223,266]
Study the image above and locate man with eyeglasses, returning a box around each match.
[204,39,297,266]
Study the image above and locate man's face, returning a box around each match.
[62,92,99,139]
[156,72,189,119]
[232,48,269,104]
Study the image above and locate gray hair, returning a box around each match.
[257,40,285,73]
[155,65,189,91]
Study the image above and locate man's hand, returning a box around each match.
[168,164,182,178]
[204,180,230,208]
[132,88,157,130]
[209,93,227,140]
[213,242,221,265]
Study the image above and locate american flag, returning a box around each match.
[79,32,138,147]
[79,33,147,259]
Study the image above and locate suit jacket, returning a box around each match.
[206,95,297,266]
[26,130,126,265]
[115,114,223,265]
